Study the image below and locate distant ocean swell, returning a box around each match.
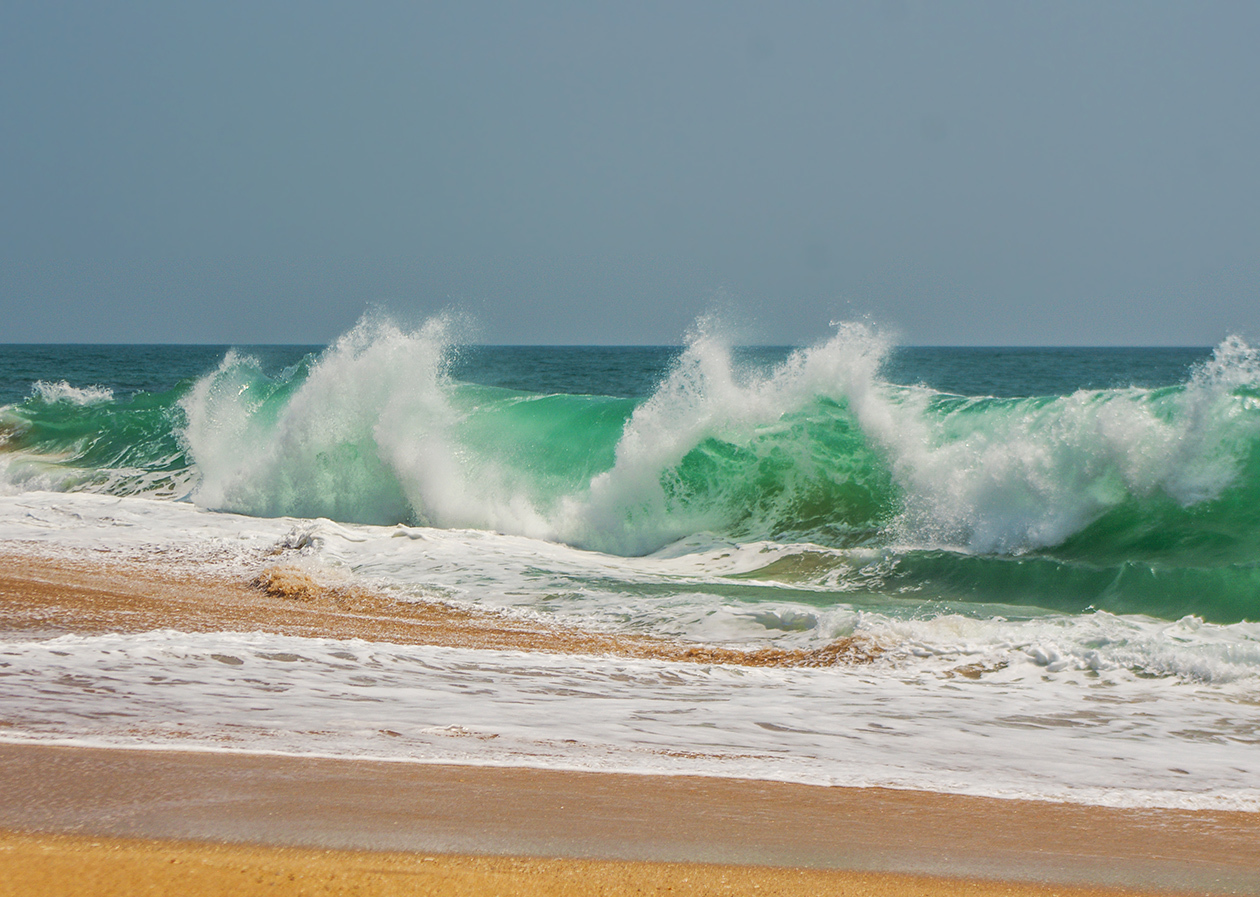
[2,317,1260,623]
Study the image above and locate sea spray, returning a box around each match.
[879,337,1260,558]
[176,315,901,551]
[560,319,899,553]
[180,319,443,525]
[177,312,1260,620]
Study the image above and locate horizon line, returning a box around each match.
[0,341,1220,350]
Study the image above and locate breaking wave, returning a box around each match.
[4,314,1260,621]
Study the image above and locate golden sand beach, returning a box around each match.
[0,827,1181,897]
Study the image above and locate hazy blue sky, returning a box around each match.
[2,2,1257,345]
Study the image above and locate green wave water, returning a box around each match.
[0,382,189,496]
[2,322,1259,623]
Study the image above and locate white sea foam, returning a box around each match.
[4,492,1259,684]
[2,490,1259,810]
[1,627,1256,810]
[31,380,114,405]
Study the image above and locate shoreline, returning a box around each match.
[2,547,1259,894]
[3,742,1258,895]
[0,547,875,667]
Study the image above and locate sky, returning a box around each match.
[2,1,1258,346]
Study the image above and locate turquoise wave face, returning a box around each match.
[0,383,191,496]
[3,321,1259,623]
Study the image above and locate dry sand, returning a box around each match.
[1,548,1258,896]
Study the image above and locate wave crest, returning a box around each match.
[32,380,114,405]
[175,315,1260,574]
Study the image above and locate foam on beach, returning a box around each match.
[1,493,1259,811]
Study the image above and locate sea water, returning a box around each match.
[1,316,1257,809]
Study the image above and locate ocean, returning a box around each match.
[1,316,1258,810]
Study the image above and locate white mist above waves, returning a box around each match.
[177,315,1260,558]
[2,626,1258,811]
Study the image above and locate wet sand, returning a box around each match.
[1,549,1258,895]
[0,549,875,666]
[3,743,1258,896]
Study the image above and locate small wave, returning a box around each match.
[0,382,190,499]
[32,380,114,405]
